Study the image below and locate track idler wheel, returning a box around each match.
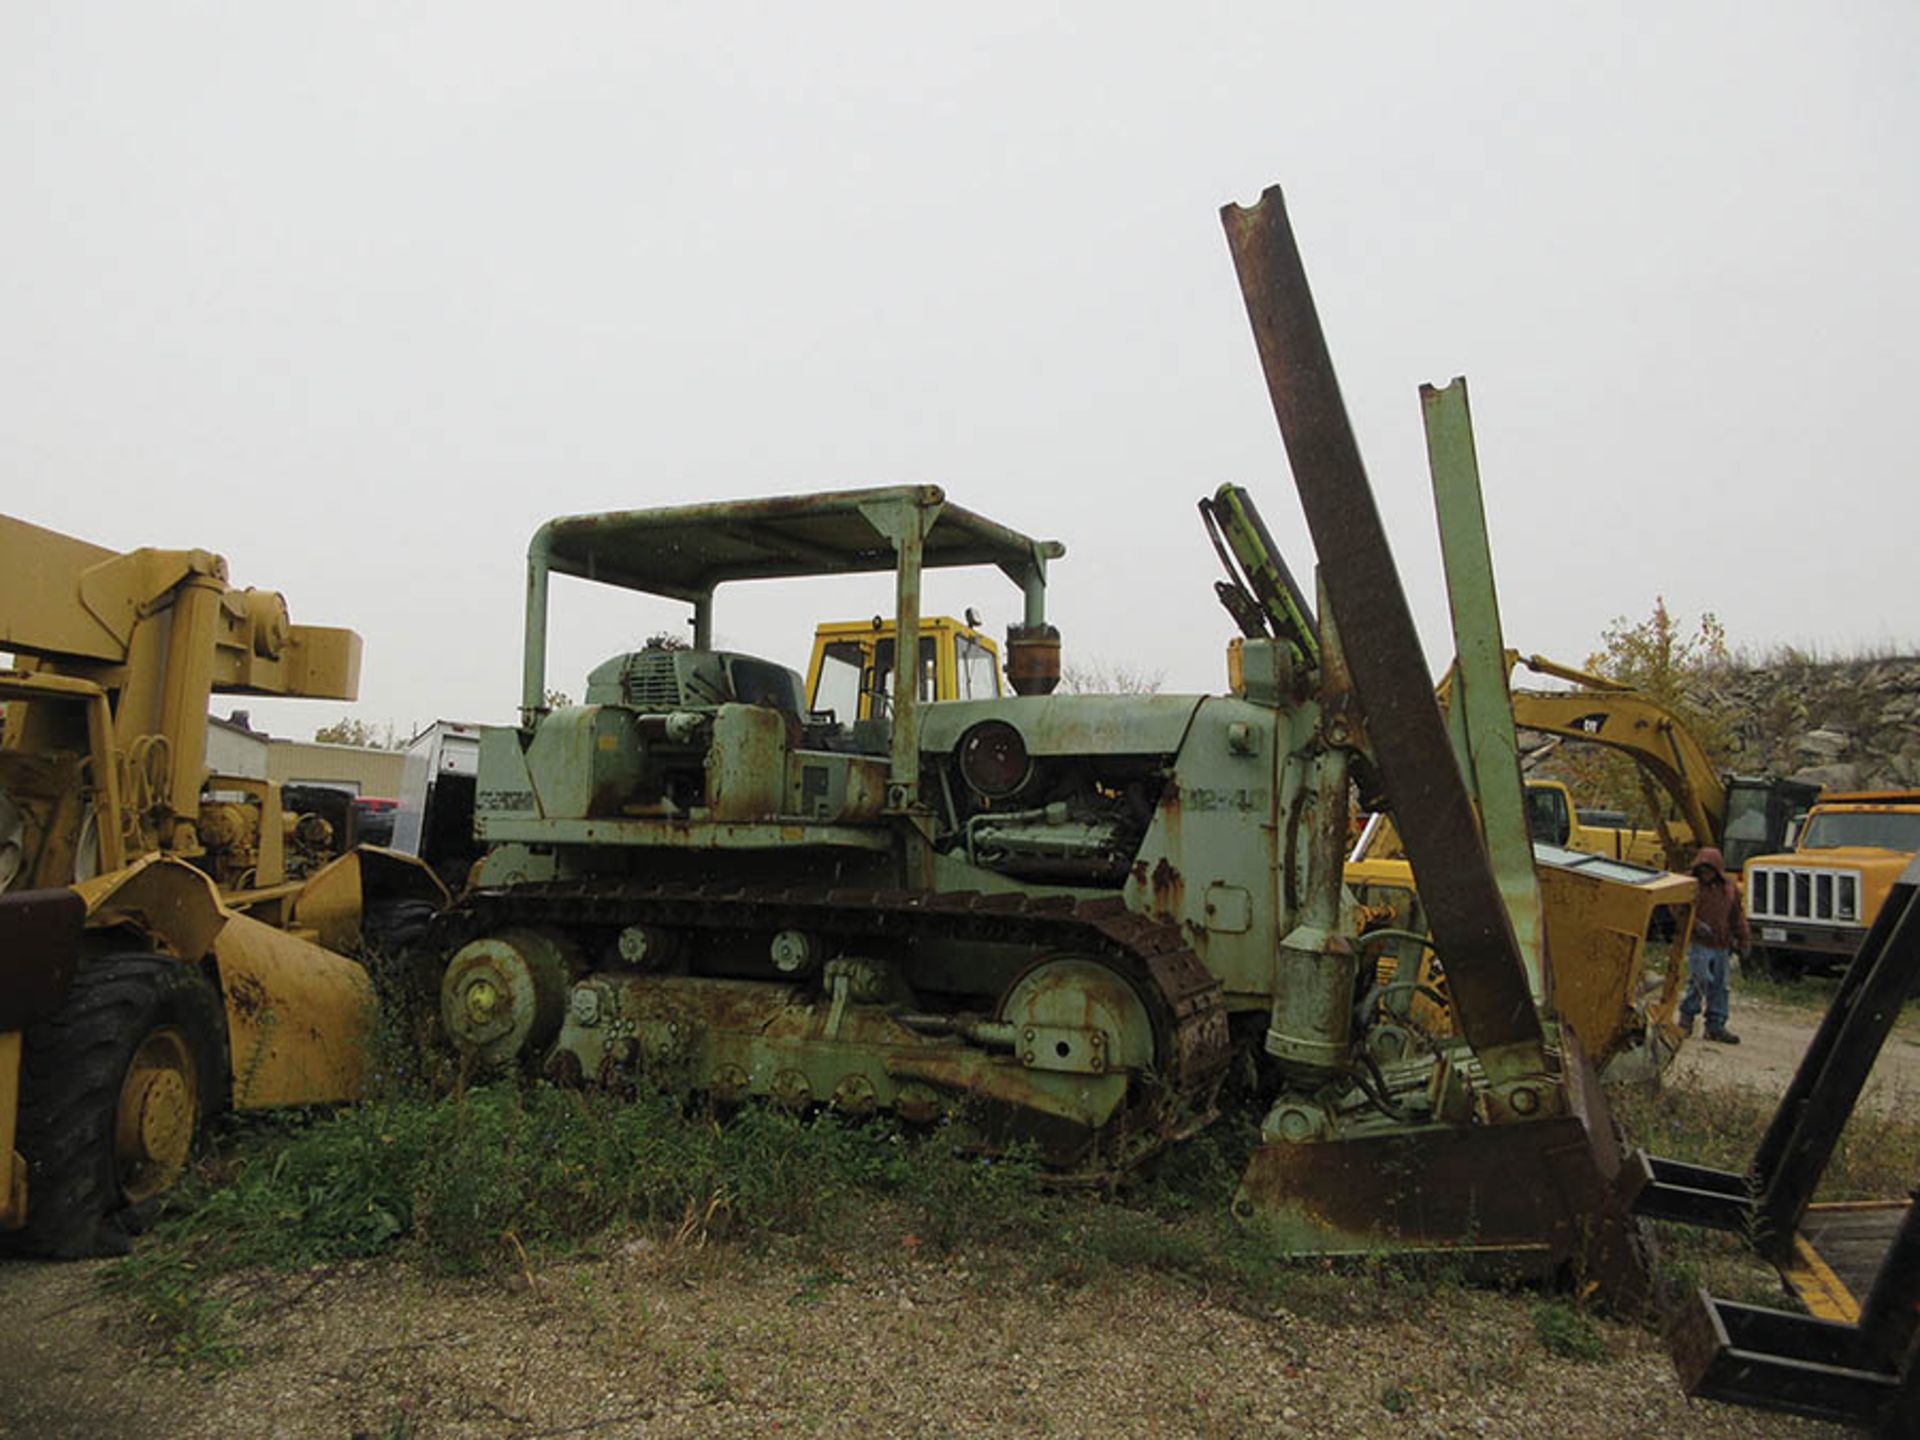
[440,929,577,1067]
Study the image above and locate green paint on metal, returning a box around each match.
[1202,483,1320,680]
[1421,377,1548,1007]
[1263,574,1355,1082]
[517,485,1065,718]
[915,693,1206,757]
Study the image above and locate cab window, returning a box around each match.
[1527,785,1571,847]
[1800,811,1920,851]
[812,641,866,721]
[957,634,1000,699]
[871,636,939,711]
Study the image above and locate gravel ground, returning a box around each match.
[0,1230,1850,1439]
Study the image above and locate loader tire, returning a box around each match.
[2,954,228,1259]
[362,898,438,959]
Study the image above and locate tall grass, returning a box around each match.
[1608,1075,1920,1201]
[152,1086,1039,1280]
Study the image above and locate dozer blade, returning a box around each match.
[1233,1034,1653,1301]
[1219,184,1654,1308]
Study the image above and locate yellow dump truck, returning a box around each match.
[1744,790,1920,976]
[0,514,443,1256]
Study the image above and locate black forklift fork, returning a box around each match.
[1633,856,1920,1433]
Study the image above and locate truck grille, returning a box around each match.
[1746,864,1861,925]
[622,651,683,709]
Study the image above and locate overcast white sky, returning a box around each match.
[4,3,1915,741]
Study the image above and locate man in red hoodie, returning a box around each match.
[1679,846,1748,1044]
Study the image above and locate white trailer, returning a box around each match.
[392,721,483,881]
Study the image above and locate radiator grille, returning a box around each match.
[621,651,683,709]
[1746,864,1861,925]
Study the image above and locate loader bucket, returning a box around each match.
[212,910,376,1109]
[75,856,379,1109]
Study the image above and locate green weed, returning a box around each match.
[1530,1298,1607,1362]
[106,1084,1058,1358]
[100,1249,243,1371]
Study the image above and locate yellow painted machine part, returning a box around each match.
[1346,855,1694,1068]
[1776,1200,1917,1323]
[1782,1232,1861,1324]
[290,849,369,955]
[114,1024,200,1204]
[804,616,1002,719]
[72,854,229,962]
[290,846,450,956]
[1,853,389,1237]
[1,511,363,878]
[1535,864,1693,1056]
[72,855,377,1109]
[0,1031,23,1229]
[0,515,415,1239]
[213,910,374,1108]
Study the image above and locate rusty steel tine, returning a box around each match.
[1219,185,1548,1081]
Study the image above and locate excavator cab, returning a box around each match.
[1526,783,1574,848]
[805,616,1003,725]
[1721,773,1823,871]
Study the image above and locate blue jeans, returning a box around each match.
[1680,942,1731,1031]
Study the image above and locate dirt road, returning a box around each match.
[1668,992,1920,1110]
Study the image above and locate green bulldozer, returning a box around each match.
[424,187,1652,1304]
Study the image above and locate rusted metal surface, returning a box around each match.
[211,911,375,1108]
[1236,1035,1653,1310]
[1670,1286,1915,1429]
[1004,623,1062,696]
[0,886,84,1030]
[536,487,1065,593]
[521,487,1064,716]
[434,877,1232,1169]
[1262,584,1356,1082]
[1198,484,1319,678]
[1220,186,1546,1085]
[916,694,1203,757]
[1634,860,1920,1427]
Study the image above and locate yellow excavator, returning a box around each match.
[0,514,444,1256]
[1501,653,1818,874]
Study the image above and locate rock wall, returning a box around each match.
[1690,655,1920,791]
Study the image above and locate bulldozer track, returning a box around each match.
[433,880,1234,1139]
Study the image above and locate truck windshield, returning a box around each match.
[1799,811,1920,851]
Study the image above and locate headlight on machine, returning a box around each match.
[957,719,1032,799]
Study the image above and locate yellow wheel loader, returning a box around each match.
[0,515,444,1256]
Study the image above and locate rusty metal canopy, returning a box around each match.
[534,485,1064,599]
